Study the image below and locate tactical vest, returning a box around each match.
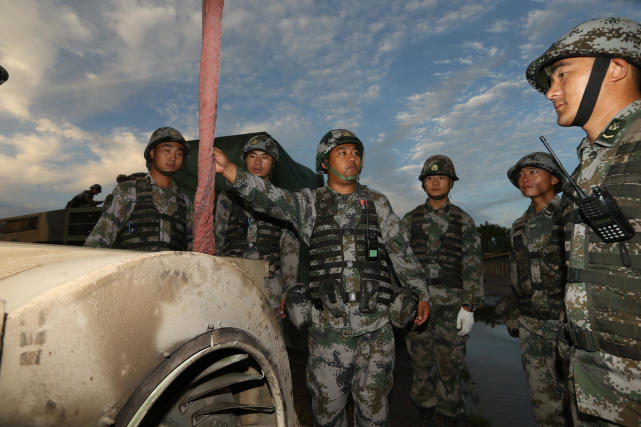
[308,187,392,310]
[221,193,282,276]
[511,201,565,320]
[566,115,641,360]
[408,203,465,288]
[113,177,188,251]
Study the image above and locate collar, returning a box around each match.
[147,172,178,191]
[424,198,451,213]
[527,195,560,218]
[325,181,365,198]
[578,99,641,157]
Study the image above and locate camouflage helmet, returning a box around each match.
[418,155,459,181]
[527,17,641,94]
[144,127,189,166]
[90,184,102,192]
[315,129,364,174]
[507,152,565,193]
[240,134,280,165]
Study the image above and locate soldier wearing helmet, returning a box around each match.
[66,183,103,208]
[214,134,299,321]
[527,18,641,425]
[213,129,429,426]
[402,154,482,426]
[500,152,569,426]
[85,127,193,251]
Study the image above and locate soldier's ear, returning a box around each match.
[551,175,559,186]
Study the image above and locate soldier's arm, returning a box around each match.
[214,191,232,253]
[214,146,315,244]
[84,184,132,248]
[461,216,484,306]
[374,195,429,302]
[279,227,300,293]
[401,212,412,244]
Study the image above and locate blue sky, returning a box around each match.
[0,0,639,225]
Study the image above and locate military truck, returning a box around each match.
[0,132,322,426]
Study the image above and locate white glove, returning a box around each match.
[456,307,474,336]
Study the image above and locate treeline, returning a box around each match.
[477,221,510,254]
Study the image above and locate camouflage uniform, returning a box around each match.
[215,189,299,311]
[66,188,101,208]
[226,129,428,427]
[509,197,568,426]
[402,199,483,420]
[526,18,641,426]
[85,174,193,250]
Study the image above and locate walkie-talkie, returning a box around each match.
[539,136,635,244]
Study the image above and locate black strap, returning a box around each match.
[571,57,611,127]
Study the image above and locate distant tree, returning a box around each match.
[477,221,511,254]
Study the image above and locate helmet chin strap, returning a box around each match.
[571,57,611,127]
[429,193,448,200]
[328,166,360,182]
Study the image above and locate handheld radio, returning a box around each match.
[539,136,635,244]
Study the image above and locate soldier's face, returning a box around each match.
[423,175,452,198]
[150,142,184,174]
[517,167,558,199]
[327,143,362,178]
[245,150,274,179]
[546,57,593,127]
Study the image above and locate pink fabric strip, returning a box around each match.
[193,0,224,254]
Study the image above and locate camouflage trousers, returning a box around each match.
[405,304,468,418]
[517,317,568,427]
[306,323,394,427]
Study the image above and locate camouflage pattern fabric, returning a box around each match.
[66,189,101,208]
[315,129,364,173]
[418,155,459,181]
[509,197,568,426]
[526,18,641,94]
[405,304,468,418]
[85,174,193,250]
[517,319,567,427]
[401,200,482,418]
[307,323,394,426]
[401,200,483,306]
[507,152,565,193]
[562,100,641,425]
[228,169,428,425]
[214,188,299,311]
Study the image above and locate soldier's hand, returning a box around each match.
[414,300,430,325]
[213,147,237,183]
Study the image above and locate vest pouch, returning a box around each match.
[319,279,346,318]
[388,287,418,328]
[359,279,378,314]
[286,284,312,329]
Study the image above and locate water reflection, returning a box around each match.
[464,296,536,426]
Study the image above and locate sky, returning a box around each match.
[1,0,640,226]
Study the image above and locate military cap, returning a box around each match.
[527,17,641,94]
[90,184,102,192]
[240,134,280,165]
[418,155,458,181]
[315,129,364,174]
[507,152,565,193]
[144,127,189,165]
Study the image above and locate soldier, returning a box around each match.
[214,135,299,317]
[526,17,641,425]
[85,127,193,251]
[402,155,483,426]
[66,184,103,208]
[502,152,568,426]
[213,129,429,427]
